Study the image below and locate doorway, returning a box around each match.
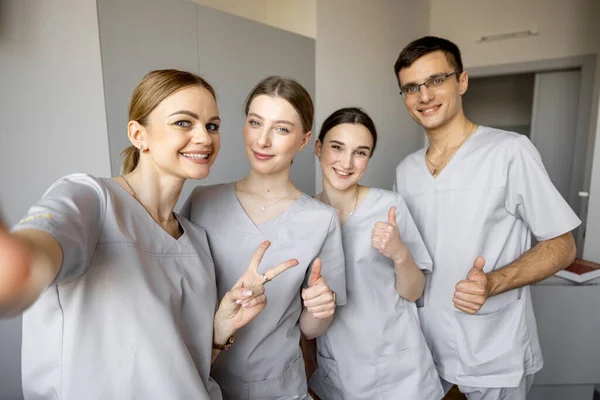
[463,56,596,256]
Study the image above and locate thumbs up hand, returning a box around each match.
[301,258,336,319]
[453,257,489,314]
[371,206,408,264]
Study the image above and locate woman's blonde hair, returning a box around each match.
[120,69,216,174]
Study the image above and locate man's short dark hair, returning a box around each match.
[394,36,463,85]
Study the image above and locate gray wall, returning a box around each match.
[0,0,111,398]
[98,0,316,207]
[314,0,431,192]
[97,0,200,177]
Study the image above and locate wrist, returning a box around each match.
[213,313,235,345]
[485,272,497,297]
[392,251,409,266]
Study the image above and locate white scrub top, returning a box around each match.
[309,188,443,400]
[13,173,222,400]
[182,182,347,400]
[394,127,581,388]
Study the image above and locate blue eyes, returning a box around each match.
[248,120,290,133]
[174,120,219,132]
[175,120,192,128]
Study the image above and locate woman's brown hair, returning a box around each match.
[243,76,313,133]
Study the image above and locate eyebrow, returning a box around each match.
[169,110,221,122]
[329,139,372,151]
[401,73,448,87]
[248,112,296,127]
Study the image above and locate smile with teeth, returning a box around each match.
[334,168,352,177]
[181,152,210,159]
[419,105,440,115]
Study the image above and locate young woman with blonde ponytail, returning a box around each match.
[0,69,296,399]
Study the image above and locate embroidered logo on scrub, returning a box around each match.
[19,213,53,224]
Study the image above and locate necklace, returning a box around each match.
[120,175,176,222]
[426,123,478,177]
[319,185,359,227]
[242,178,297,212]
[342,186,359,227]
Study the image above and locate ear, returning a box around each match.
[298,130,313,152]
[314,139,323,159]
[458,71,469,96]
[127,120,146,150]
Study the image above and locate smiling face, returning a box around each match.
[129,85,221,180]
[398,51,468,131]
[243,95,311,176]
[316,123,374,191]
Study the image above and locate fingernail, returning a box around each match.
[236,299,243,304]
[242,289,252,297]
[242,302,250,307]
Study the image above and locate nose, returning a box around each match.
[340,151,353,169]
[418,84,434,103]
[191,126,212,146]
[256,127,272,148]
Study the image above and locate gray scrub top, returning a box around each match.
[394,127,581,388]
[309,188,443,400]
[181,182,347,400]
[13,173,222,400]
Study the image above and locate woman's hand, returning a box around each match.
[371,206,408,264]
[213,240,298,344]
[301,259,336,319]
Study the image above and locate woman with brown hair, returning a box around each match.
[182,76,347,399]
[0,69,295,399]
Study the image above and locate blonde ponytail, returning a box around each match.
[120,145,140,174]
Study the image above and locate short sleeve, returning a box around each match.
[505,135,581,240]
[11,173,107,284]
[307,210,347,306]
[395,194,432,272]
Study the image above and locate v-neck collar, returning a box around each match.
[229,182,308,236]
[103,178,192,250]
[422,126,482,181]
[340,187,374,229]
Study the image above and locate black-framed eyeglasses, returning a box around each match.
[399,71,462,97]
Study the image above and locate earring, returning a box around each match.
[139,145,147,153]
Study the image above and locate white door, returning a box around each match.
[530,69,585,252]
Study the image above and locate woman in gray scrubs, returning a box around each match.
[308,108,443,400]
[0,69,296,400]
[182,77,347,400]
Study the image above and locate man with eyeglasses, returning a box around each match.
[392,36,580,399]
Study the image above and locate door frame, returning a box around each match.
[467,55,597,258]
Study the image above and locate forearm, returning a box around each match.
[0,230,61,317]
[300,335,318,380]
[487,232,576,297]
[211,311,236,364]
[300,308,333,340]
[393,252,425,302]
